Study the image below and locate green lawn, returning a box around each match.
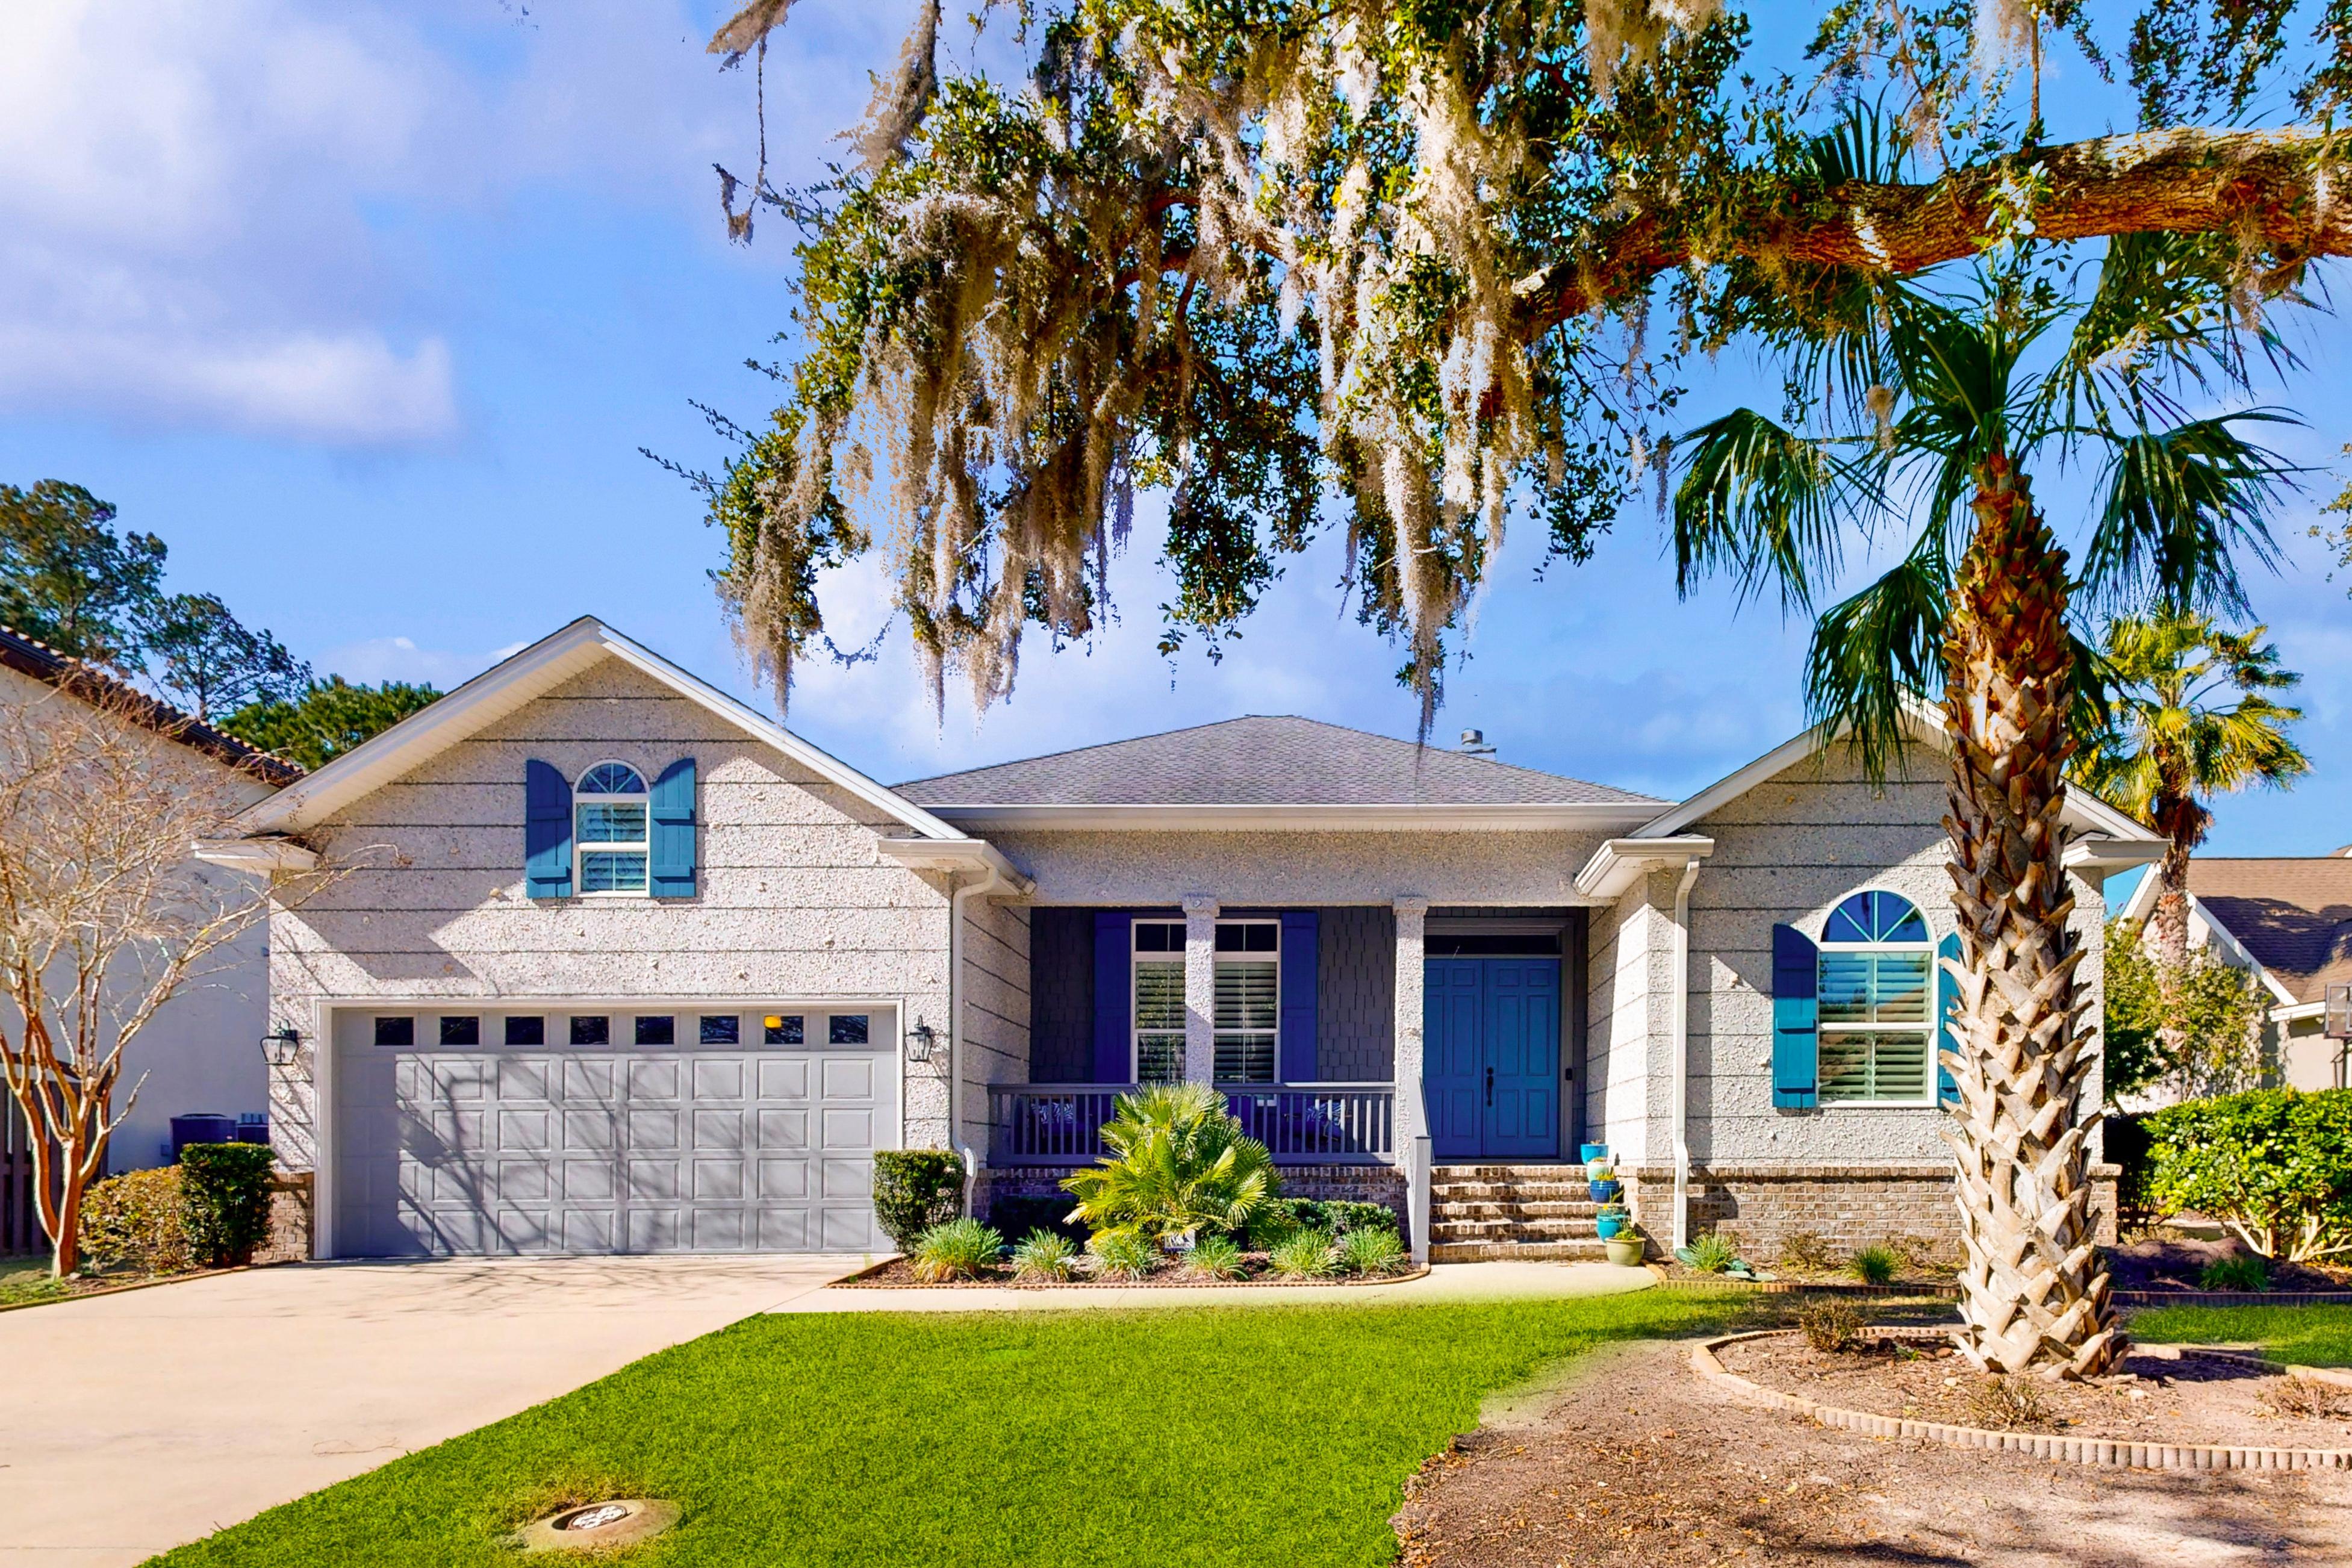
[0,1254,69,1308]
[2132,1304,2352,1368]
[148,1291,1745,1568]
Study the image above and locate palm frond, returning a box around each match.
[2080,412,2297,617]
[1802,537,1949,782]
[1671,409,1877,611]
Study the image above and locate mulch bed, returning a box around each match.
[832,1255,1425,1289]
[1716,1329,2352,1450]
[1392,1337,2352,1567]
[2106,1233,2352,1296]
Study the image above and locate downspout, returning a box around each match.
[1669,854,1703,1252]
[948,862,1011,1216]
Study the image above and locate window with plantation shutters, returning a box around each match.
[1817,891,1934,1104]
[1214,919,1279,1083]
[1131,920,1186,1084]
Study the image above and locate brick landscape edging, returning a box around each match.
[1690,1328,2352,1472]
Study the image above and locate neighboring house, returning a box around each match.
[2117,856,2352,1093]
[0,624,300,1176]
[204,618,2162,1263]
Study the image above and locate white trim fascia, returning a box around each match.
[875,835,1036,895]
[2271,1000,2327,1022]
[2065,833,2169,871]
[916,801,1663,833]
[230,617,962,842]
[1573,835,1716,900]
[1634,701,2155,847]
[194,836,320,874]
[2117,865,2164,922]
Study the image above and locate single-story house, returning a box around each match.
[0,624,299,1202]
[206,618,2160,1262]
[2117,855,2352,1093]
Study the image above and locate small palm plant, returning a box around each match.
[1060,1082,1279,1245]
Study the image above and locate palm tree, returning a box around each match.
[2075,615,2307,972]
[1670,228,2296,1377]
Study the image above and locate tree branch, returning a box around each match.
[1520,127,2351,326]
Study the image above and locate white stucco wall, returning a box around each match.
[264,658,966,1174]
[984,828,1618,906]
[1584,872,1675,1166]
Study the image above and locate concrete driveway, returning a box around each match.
[0,1255,851,1567]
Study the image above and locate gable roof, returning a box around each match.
[234,617,962,840]
[893,715,1666,830]
[1628,702,2165,866]
[0,623,303,786]
[2160,858,2352,1006]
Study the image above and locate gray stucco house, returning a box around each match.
[211,618,2161,1262]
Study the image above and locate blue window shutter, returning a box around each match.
[1092,912,1133,1083]
[650,757,698,898]
[524,759,572,900]
[1770,922,1818,1109]
[1937,932,1962,1106]
[1279,910,1319,1083]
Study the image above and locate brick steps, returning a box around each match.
[1426,1163,1621,1262]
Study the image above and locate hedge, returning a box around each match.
[2142,1088,2352,1262]
[872,1149,965,1249]
[78,1166,197,1275]
[179,1142,278,1266]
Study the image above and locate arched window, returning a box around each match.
[1817,890,1932,1103]
[574,762,649,894]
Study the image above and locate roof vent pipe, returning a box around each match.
[1458,729,1496,756]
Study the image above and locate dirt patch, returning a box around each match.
[1393,1340,2352,1567]
[2106,1234,2351,1296]
[1716,1331,2352,1449]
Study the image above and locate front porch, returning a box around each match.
[986,1082,1397,1166]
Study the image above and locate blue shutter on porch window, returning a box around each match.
[649,757,698,898]
[524,759,572,900]
[1936,931,1962,1106]
[1770,922,1818,1109]
[1278,910,1318,1083]
[1092,912,1133,1083]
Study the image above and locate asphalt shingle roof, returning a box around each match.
[2188,857,2352,1005]
[894,715,1662,808]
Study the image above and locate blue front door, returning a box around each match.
[1422,958,1561,1160]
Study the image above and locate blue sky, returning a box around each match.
[1,0,2344,854]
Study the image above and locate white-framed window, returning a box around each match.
[574,761,650,895]
[1818,890,1933,1104]
[1214,919,1279,1084]
[1131,920,1185,1084]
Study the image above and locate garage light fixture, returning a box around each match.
[907,1019,938,1063]
[258,1027,303,1068]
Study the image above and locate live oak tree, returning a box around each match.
[692,0,2350,1375]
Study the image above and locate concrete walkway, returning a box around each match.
[777,1258,1657,1313]
[0,1255,850,1568]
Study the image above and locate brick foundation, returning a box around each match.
[1623,1162,2121,1263]
[976,1163,1405,1225]
[256,1171,313,1265]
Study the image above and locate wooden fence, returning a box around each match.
[1,1098,52,1257]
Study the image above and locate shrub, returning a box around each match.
[873,1150,965,1251]
[178,1143,276,1266]
[1245,1197,1398,1249]
[1180,1233,1247,1280]
[986,1195,1086,1245]
[1061,1083,1278,1243]
[2200,1254,2271,1292]
[1008,1230,1078,1283]
[909,1218,1003,1282]
[1797,1299,1864,1353]
[1087,1229,1157,1281]
[1268,1229,1337,1279]
[1847,1245,1899,1285]
[1682,1232,1738,1274]
[78,1166,194,1275]
[2144,1089,2352,1261]
[1965,1376,2053,1431]
[1778,1231,1839,1274]
[1334,1225,1407,1277]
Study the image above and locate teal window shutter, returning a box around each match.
[524,759,573,900]
[1771,922,1818,1109]
[650,757,698,898]
[1936,932,1962,1106]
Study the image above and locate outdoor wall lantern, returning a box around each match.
[258,1027,304,1068]
[906,1020,939,1063]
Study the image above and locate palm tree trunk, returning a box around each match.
[1939,453,2123,1380]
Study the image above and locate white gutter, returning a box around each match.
[193,836,319,874]
[939,847,1034,1216]
[918,801,1664,833]
[1669,854,1703,1252]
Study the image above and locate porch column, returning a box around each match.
[1392,897,1429,1142]
[1183,895,1219,1083]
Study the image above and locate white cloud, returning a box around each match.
[322,634,528,689]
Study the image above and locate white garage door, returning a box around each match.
[331,1004,897,1256]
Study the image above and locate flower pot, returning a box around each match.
[1579,1143,1610,1164]
[1596,1212,1625,1239]
[1588,1179,1621,1203]
[1584,1159,1614,1183]
[1605,1235,1646,1268]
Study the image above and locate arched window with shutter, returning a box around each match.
[1816,890,1934,1104]
[574,761,650,894]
